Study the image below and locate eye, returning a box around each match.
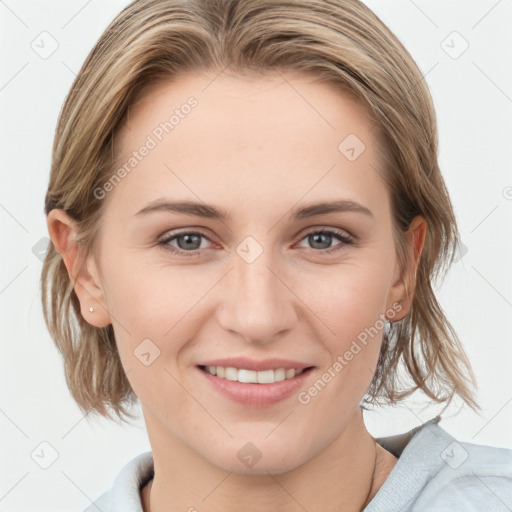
[157,228,355,257]
[296,229,354,254]
[157,230,213,257]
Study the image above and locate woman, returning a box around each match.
[41,0,512,510]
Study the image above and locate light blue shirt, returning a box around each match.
[84,416,512,511]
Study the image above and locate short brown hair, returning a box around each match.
[41,0,479,422]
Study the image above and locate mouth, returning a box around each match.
[197,364,315,384]
[196,363,316,407]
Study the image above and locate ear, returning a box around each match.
[46,209,111,328]
[386,215,427,321]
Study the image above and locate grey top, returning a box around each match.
[84,416,512,511]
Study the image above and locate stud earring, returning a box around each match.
[89,306,94,312]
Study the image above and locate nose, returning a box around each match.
[216,246,298,345]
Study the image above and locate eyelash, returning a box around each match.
[157,228,355,257]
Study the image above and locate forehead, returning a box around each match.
[109,71,389,220]
[120,70,375,150]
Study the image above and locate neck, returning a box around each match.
[141,408,396,512]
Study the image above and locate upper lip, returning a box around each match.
[197,357,314,372]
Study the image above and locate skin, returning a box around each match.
[47,70,427,512]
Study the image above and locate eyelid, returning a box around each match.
[157,229,216,253]
[157,228,212,244]
[296,225,354,241]
[293,227,355,251]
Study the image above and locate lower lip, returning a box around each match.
[196,366,315,407]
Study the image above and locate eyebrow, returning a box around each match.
[135,198,374,221]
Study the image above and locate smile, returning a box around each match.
[196,364,315,407]
[199,365,308,384]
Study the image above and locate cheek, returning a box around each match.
[306,259,392,332]
[100,252,208,386]
[305,261,391,386]
[100,248,188,330]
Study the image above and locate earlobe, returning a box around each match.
[46,209,112,328]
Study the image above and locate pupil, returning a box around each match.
[311,233,331,249]
[179,234,200,250]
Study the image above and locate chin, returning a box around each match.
[203,439,307,476]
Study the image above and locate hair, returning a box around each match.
[41,0,480,423]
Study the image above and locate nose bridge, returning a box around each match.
[217,239,296,343]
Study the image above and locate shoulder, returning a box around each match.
[82,451,154,512]
[366,417,512,512]
[414,428,512,511]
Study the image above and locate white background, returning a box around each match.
[0,0,511,510]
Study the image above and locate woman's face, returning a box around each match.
[79,71,421,473]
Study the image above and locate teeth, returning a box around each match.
[225,367,238,381]
[204,365,305,384]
